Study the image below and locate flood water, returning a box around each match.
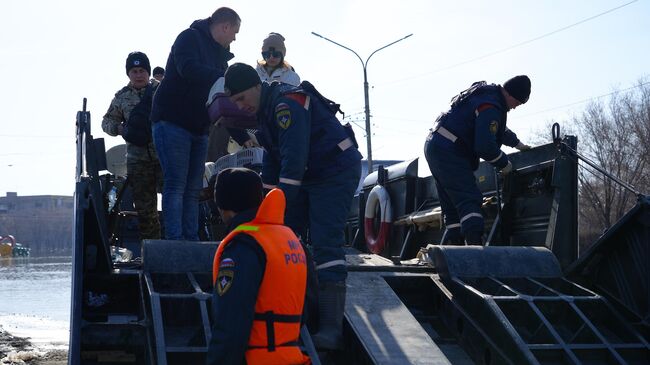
[0,256,71,349]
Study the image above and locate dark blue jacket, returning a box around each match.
[207,209,265,365]
[255,82,362,199]
[151,18,234,135]
[435,83,520,170]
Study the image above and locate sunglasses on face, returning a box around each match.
[262,50,283,59]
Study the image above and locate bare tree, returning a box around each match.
[535,79,650,247]
[625,84,649,188]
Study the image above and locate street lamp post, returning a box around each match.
[311,32,413,173]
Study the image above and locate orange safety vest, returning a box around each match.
[213,188,310,365]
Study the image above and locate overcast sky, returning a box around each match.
[1,0,648,196]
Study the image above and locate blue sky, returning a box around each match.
[1,0,648,196]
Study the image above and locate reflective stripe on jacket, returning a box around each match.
[213,188,310,365]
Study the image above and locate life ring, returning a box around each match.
[364,185,392,254]
[0,235,15,247]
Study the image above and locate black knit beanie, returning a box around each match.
[224,63,261,96]
[213,168,263,212]
[125,51,151,76]
[503,75,531,103]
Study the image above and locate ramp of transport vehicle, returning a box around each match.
[69,101,649,364]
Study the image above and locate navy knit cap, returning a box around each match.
[213,168,263,212]
[125,51,151,76]
[503,75,531,103]
[224,63,261,96]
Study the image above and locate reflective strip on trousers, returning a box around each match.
[460,213,483,224]
[316,259,346,270]
[279,177,302,186]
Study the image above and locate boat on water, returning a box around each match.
[69,100,649,364]
[0,235,30,258]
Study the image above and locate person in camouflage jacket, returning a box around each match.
[102,51,162,240]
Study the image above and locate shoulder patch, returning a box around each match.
[220,258,235,269]
[216,269,234,296]
[489,121,499,134]
[276,108,292,129]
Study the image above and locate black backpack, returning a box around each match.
[449,81,488,109]
[298,80,345,119]
[122,83,157,146]
[295,80,358,149]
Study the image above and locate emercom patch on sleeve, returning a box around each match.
[276,108,292,129]
[489,121,499,134]
[216,269,234,296]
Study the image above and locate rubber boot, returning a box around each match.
[312,281,346,350]
[301,241,320,333]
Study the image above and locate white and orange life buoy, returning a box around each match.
[0,235,15,247]
[0,235,15,257]
[364,185,393,254]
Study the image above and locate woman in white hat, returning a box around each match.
[256,32,300,86]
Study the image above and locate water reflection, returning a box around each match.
[0,256,71,345]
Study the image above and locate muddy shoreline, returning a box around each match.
[0,327,67,364]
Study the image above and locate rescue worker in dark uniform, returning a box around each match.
[425,75,532,245]
[208,167,310,364]
[223,63,362,349]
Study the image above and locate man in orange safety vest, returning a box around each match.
[207,167,310,364]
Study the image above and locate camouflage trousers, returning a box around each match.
[127,157,163,240]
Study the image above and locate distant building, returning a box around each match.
[0,192,73,256]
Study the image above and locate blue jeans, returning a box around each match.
[152,121,208,240]
[284,162,362,283]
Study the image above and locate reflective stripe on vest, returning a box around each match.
[213,190,309,364]
[234,224,260,232]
